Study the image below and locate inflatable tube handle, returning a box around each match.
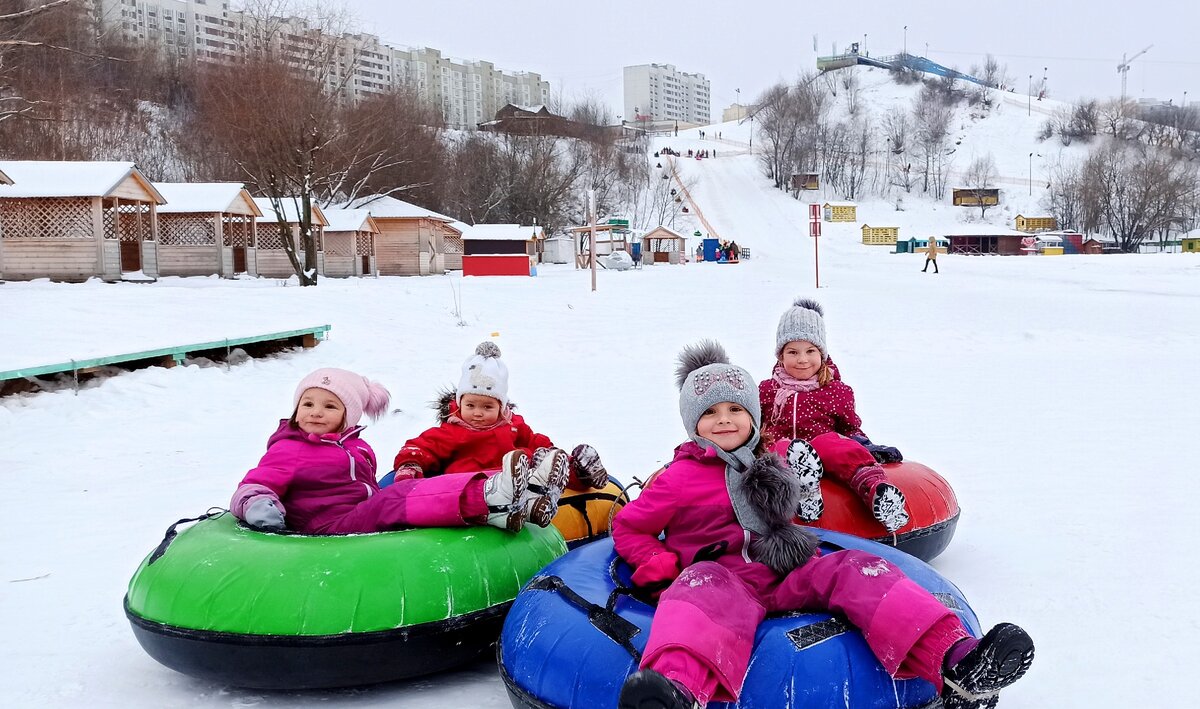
[526,575,643,661]
[147,509,226,566]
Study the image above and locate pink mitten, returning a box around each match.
[631,552,681,588]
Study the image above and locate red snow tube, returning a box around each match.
[804,460,959,562]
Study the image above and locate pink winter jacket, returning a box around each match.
[612,442,790,592]
[230,420,379,535]
[758,358,865,447]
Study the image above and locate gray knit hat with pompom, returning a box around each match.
[457,341,509,407]
[775,298,827,356]
[676,340,760,467]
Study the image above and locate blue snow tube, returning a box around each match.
[499,530,981,709]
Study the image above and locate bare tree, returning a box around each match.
[882,108,914,192]
[912,87,953,194]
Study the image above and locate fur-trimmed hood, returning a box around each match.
[728,452,819,575]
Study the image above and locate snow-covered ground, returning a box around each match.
[4,78,1200,705]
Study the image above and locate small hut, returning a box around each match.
[861,225,898,246]
[641,225,688,264]
[320,208,379,277]
[896,236,948,254]
[791,172,820,191]
[461,224,538,277]
[822,202,857,222]
[154,182,261,278]
[0,161,165,282]
[952,188,1000,207]
[1014,215,1058,233]
[343,195,460,276]
[252,197,329,278]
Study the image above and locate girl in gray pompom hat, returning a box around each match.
[761,297,909,533]
[612,341,1033,709]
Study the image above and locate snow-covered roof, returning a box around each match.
[462,224,540,241]
[516,104,547,113]
[252,197,328,227]
[940,224,1028,237]
[322,207,377,233]
[342,194,454,222]
[0,167,11,185]
[0,161,164,202]
[823,201,856,207]
[154,182,259,215]
[642,225,687,240]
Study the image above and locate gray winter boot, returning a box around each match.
[786,439,825,522]
[525,447,570,527]
[484,451,530,532]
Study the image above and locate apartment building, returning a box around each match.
[624,63,711,126]
[89,1,550,127]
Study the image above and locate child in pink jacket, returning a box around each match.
[613,341,1033,709]
[229,367,565,535]
[760,298,909,532]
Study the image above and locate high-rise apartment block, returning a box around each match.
[623,63,710,126]
[88,0,550,129]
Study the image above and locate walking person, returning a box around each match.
[923,237,941,274]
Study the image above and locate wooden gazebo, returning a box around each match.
[0,161,165,281]
[641,225,688,264]
[343,195,460,276]
[253,197,329,278]
[568,219,631,268]
[320,207,379,277]
[154,182,261,278]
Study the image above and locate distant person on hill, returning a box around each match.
[923,237,941,273]
[758,299,909,533]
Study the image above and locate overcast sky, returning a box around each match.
[348,0,1197,119]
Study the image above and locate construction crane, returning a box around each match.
[1117,45,1152,100]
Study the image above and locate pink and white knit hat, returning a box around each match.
[293,368,390,430]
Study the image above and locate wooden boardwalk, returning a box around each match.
[1,324,331,393]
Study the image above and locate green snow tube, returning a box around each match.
[124,511,567,689]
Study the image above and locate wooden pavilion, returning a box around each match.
[568,219,631,268]
[252,197,329,278]
[320,207,379,277]
[640,225,688,264]
[343,195,460,276]
[0,161,165,282]
[153,182,261,278]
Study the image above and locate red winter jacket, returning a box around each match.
[758,358,864,447]
[392,403,553,476]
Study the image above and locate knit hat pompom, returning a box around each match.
[675,340,761,449]
[457,340,510,407]
[294,368,391,431]
[775,297,827,356]
[475,341,502,359]
[674,339,730,389]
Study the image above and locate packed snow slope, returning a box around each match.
[3,90,1199,706]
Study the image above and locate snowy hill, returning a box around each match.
[3,80,1200,706]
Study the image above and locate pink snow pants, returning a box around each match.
[641,552,969,704]
[315,472,488,534]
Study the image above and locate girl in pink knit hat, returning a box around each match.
[229,367,546,535]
